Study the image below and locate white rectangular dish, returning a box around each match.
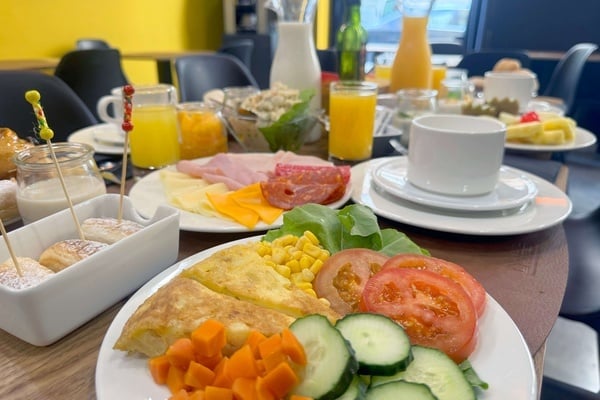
[0,193,180,346]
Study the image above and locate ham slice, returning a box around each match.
[176,152,335,191]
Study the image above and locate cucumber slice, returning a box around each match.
[335,313,413,376]
[336,375,367,400]
[289,314,359,400]
[366,380,438,400]
[372,346,475,400]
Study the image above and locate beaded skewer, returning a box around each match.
[25,90,86,241]
[0,218,22,276]
[118,85,135,221]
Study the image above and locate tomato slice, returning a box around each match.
[382,254,486,316]
[313,248,389,315]
[360,268,477,363]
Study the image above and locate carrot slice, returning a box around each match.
[196,352,224,370]
[212,357,233,388]
[255,377,276,400]
[281,328,307,365]
[261,349,287,373]
[191,319,227,358]
[184,360,216,389]
[167,365,189,394]
[260,361,299,398]
[257,333,282,359]
[231,377,258,400]
[148,354,171,385]
[204,386,234,400]
[226,344,259,380]
[244,330,267,358]
[169,388,191,400]
[167,338,196,370]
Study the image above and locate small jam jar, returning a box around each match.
[177,102,228,159]
[14,142,106,224]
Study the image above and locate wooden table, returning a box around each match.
[122,50,214,84]
[0,143,569,399]
[0,58,59,72]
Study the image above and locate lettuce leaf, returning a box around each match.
[263,203,428,256]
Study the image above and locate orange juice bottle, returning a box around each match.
[389,15,432,92]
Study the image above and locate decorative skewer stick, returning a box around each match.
[0,218,22,277]
[118,84,135,222]
[24,90,86,241]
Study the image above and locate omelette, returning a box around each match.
[114,244,339,358]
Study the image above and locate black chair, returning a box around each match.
[217,39,254,70]
[0,70,97,142]
[430,42,465,55]
[542,43,598,116]
[456,50,532,77]
[75,38,111,50]
[54,49,129,121]
[174,53,259,102]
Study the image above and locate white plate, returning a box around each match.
[95,237,537,400]
[352,157,572,236]
[129,155,353,232]
[67,123,127,155]
[505,127,597,152]
[372,158,538,212]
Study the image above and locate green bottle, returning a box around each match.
[336,0,368,81]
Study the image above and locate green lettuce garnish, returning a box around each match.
[263,203,429,256]
[259,89,317,152]
[460,360,489,391]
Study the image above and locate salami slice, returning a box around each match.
[261,167,347,209]
[274,163,351,184]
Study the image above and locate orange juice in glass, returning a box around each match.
[431,64,447,92]
[129,84,181,169]
[328,81,378,164]
[390,15,432,92]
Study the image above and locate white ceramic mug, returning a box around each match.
[96,86,125,125]
[407,114,506,196]
[483,71,537,112]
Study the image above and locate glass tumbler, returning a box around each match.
[393,88,438,148]
[14,143,106,224]
[177,102,228,159]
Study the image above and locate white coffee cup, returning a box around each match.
[483,71,537,112]
[97,86,124,125]
[407,114,506,196]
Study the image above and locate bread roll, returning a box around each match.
[81,217,143,245]
[39,239,108,272]
[0,179,19,222]
[493,58,522,72]
[0,127,34,180]
[0,257,55,289]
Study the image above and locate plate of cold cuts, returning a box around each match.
[129,151,353,232]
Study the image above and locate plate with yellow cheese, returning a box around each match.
[129,152,353,232]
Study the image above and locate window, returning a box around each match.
[359,0,472,49]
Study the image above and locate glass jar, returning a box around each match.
[14,143,106,224]
[393,88,438,148]
[177,102,228,159]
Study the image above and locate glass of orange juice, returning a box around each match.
[129,84,181,170]
[328,81,378,164]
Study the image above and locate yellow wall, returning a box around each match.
[0,0,224,83]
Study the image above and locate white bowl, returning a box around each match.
[0,194,180,346]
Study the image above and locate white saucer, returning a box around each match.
[352,157,572,236]
[68,123,127,155]
[371,158,538,212]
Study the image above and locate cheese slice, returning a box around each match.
[229,183,283,224]
[206,191,260,228]
[171,183,229,216]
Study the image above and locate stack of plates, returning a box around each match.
[350,156,572,236]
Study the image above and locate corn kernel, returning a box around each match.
[295,281,313,290]
[301,268,315,281]
[298,254,314,270]
[295,236,309,250]
[273,234,297,247]
[271,246,287,264]
[310,259,324,275]
[290,250,303,261]
[304,288,317,297]
[274,264,291,278]
[303,230,319,245]
[286,259,301,272]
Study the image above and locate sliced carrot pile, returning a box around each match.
[148,319,310,400]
